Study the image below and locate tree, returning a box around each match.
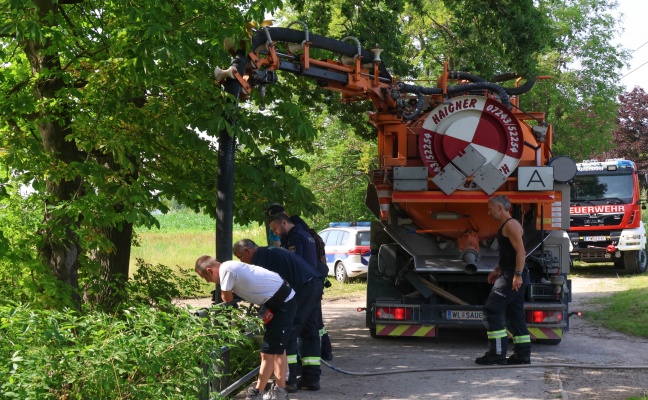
[523,0,629,160]
[610,87,648,168]
[0,0,315,309]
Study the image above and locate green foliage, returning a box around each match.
[0,302,259,399]
[442,0,554,77]
[293,115,377,230]
[0,0,319,308]
[524,0,628,160]
[126,260,203,311]
[138,212,218,233]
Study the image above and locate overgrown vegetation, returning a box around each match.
[0,257,261,399]
[0,301,259,399]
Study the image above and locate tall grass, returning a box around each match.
[131,213,266,274]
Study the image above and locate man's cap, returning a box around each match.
[266,204,285,218]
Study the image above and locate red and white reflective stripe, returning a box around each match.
[375,183,392,220]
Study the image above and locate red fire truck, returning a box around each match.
[568,159,647,274]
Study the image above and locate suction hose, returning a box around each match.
[396,81,511,108]
[321,359,648,376]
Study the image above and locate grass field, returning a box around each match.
[573,262,648,338]
[131,212,367,299]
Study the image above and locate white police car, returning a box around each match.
[318,222,371,283]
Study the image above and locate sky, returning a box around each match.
[616,0,648,91]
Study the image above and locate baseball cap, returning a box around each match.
[266,203,285,218]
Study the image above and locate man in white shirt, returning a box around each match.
[195,256,296,400]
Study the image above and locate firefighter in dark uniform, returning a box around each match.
[266,204,334,361]
[476,195,532,365]
[233,240,324,392]
[267,213,325,391]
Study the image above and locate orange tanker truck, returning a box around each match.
[220,23,574,344]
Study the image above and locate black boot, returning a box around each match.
[475,334,507,365]
[507,344,531,365]
[507,352,531,365]
[475,350,507,365]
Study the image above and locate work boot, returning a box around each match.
[263,383,290,400]
[284,381,298,394]
[297,379,320,391]
[245,386,264,400]
[475,350,507,365]
[507,352,531,365]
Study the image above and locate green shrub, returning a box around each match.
[0,302,260,399]
[126,259,202,311]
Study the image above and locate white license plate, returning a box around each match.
[584,236,606,241]
[446,310,483,320]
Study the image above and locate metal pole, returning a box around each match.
[215,50,249,296]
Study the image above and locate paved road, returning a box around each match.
[228,277,648,400]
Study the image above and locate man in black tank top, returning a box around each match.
[475,195,532,365]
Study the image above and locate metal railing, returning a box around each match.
[195,302,261,400]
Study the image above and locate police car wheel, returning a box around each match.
[335,262,350,283]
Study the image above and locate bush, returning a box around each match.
[0,302,260,399]
[126,259,202,311]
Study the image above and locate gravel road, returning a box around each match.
[185,274,648,400]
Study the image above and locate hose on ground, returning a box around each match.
[321,359,648,376]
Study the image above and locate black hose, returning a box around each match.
[397,81,511,108]
[449,71,536,95]
[321,359,648,376]
[447,82,511,107]
[402,91,425,121]
[250,27,392,81]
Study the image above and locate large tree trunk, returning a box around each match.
[23,0,84,308]
[88,222,133,310]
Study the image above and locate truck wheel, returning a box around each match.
[613,258,625,270]
[335,262,350,283]
[623,249,648,274]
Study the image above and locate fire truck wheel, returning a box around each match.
[623,249,648,274]
[335,262,350,283]
[613,258,625,270]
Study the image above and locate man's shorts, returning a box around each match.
[260,297,296,354]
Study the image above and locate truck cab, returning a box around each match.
[568,159,648,274]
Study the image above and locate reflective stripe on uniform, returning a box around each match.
[287,354,298,364]
[513,335,531,344]
[319,327,327,336]
[487,329,507,339]
[301,357,321,366]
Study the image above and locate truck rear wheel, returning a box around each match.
[623,249,648,274]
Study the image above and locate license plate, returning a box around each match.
[584,236,606,241]
[446,310,483,320]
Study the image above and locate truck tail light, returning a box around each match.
[526,310,563,324]
[376,306,412,321]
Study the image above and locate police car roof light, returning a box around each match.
[329,221,372,227]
